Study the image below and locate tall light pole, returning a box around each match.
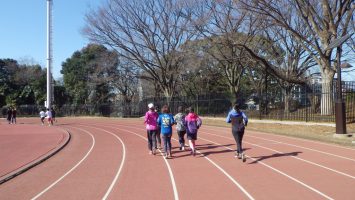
[46,0,53,109]
[326,33,353,135]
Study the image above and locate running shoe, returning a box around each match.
[234,151,239,158]
[241,153,246,162]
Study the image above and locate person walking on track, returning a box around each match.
[45,108,53,126]
[40,109,46,125]
[51,107,56,123]
[157,105,175,159]
[7,107,12,124]
[144,103,159,155]
[184,107,202,156]
[226,103,248,162]
[11,108,17,124]
[174,106,187,151]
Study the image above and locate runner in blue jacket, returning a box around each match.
[226,103,248,162]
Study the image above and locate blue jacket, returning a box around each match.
[157,113,175,135]
[226,109,248,132]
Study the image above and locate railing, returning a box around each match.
[2,82,354,123]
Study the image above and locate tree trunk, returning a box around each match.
[284,88,291,113]
[320,68,335,115]
[163,87,173,106]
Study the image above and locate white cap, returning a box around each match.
[148,103,154,109]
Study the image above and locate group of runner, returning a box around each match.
[144,102,248,161]
[6,107,17,124]
[144,104,202,158]
[39,108,56,126]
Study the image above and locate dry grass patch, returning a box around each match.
[203,118,355,148]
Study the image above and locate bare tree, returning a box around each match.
[191,0,255,101]
[262,24,317,113]
[241,0,355,115]
[84,0,197,103]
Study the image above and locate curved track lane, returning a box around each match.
[1,117,354,200]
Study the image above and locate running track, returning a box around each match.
[0,117,354,200]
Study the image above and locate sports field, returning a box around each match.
[1,117,354,200]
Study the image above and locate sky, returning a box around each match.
[0,0,354,81]
[0,0,104,79]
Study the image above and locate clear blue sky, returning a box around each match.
[0,0,353,81]
[0,0,104,79]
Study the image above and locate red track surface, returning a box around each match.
[0,117,354,200]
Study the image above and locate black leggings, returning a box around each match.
[177,130,186,147]
[232,130,245,153]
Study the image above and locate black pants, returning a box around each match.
[232,129,245,153]
[177,130,186,147]
[147,130,157,151]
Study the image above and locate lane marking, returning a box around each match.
[204,131,355,179]
[78,125,126,200]
[204,125,355,151]
[203,126,355,162]
[251,130,355,151]
[199,134,334,200]
[112,124,254,200]
[31,126,95,200]
[91,124,179,200]
[246,135,355,162]
[248,142,355,179]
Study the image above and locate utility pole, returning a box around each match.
[46,0,53,109]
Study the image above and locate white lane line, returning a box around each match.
[113,124,254,200]
[93,124,179,200]
[251,130,355,151]
[248,142,355,179]
[204,131,355,179]
[199,135,334,200]
[78,125,126,200]
[246,135,355,162]
[31,126,95,200]
[171,137,255,200]
[204,125,355,151]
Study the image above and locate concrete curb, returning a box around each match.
[0,129,71,185]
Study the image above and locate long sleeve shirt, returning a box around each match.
[226,109,248,132]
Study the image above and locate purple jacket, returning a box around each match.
[144,111,159,130]
[184,113,202,134]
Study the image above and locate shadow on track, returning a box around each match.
[248,151,303,164]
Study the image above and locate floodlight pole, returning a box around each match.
[46,0,53,109]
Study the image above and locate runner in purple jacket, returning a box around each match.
[184,107,202,156]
